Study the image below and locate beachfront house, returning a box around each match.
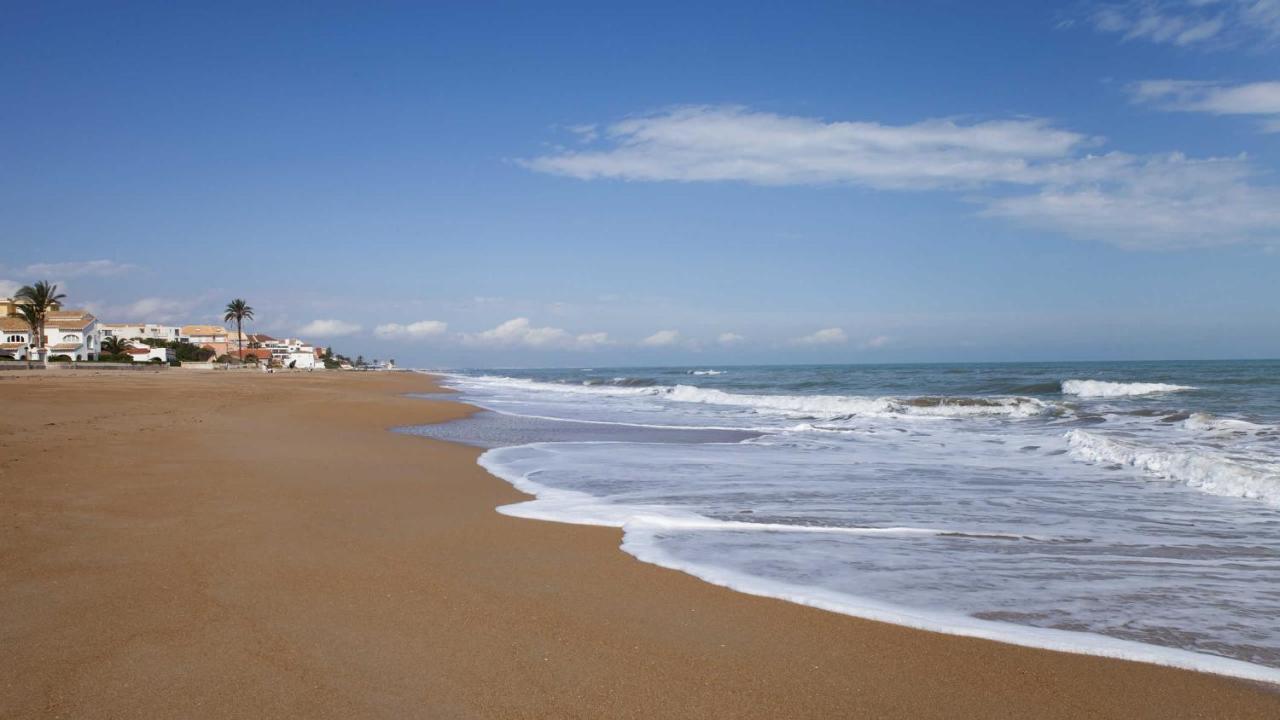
[260,336,322,369]
[123,345,173,363]
[100,323,182,344]
[225,335,322,369]
[180,325,231,357]
[0,316,33,361]
[42,310,101,360]
[0,300,100,361]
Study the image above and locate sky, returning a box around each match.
[2,0,1279,367]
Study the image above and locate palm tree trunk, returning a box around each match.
[237,318,243,361]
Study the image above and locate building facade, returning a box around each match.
[100,323,182,343]
[0,308,99,361]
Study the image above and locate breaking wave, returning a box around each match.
[1062,379,1197,398]
[1066,429,1280,506]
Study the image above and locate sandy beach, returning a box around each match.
[2,369,1277,719]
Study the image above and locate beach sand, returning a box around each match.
[2,369,1277,718]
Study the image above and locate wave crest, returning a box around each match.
[1062,379,1196,398]
[1065,429,1280,506]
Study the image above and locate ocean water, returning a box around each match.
[409,361,1280,682]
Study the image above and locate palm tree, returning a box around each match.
[15,281,65,361]
[101,336,129,359]
[223,299,254,362]
[16,304,40,364]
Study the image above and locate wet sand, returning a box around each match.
[2,369,1277,718]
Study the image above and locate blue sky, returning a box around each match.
[2,1,1279,366]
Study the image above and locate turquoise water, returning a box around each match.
[420,361,1280,681]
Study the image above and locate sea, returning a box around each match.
[403,361,1280,683]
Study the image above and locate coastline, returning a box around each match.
[2,370,1278,718]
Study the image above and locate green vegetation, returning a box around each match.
[223,299,254,362]
[99,336,131,361]
[166,340,215,362]
[15,280,64,359]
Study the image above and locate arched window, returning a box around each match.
[61,335,80,344]
[6,334,24,343]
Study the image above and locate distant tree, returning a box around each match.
[223,299,254,362]
[15,281,65,360]
[356,354,365,367]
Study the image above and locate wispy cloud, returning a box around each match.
[298,319,362,337]
[640,329,681,347]
[374,320,449,340]
[717,332,745,346]
[863,335,893,349]
[983,152,1280,250]
[792,327,848,346]
[525,106,1091,190]
[1131,79,1280,132]
[1087,1,1280,48]
[525,105,1280,249]
[460,317,611,350]
[17,259,136,278]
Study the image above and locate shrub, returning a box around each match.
[49,355,73,362]
[0,355,13,361]
[149,357,164,364]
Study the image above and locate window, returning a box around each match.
[6,334,24,343]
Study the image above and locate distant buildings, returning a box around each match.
[1,295,340,368]
[227,335,322,369]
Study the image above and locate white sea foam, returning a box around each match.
[619,529,1280,685]
[662,385,1056,419]
[480,442,1280,685]
[1066,429,1280,506]
[688,369,725,375]
[1062,379,1197,398]
[450,374,1058,421]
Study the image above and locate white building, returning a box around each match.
[0,310,99,361]
[42,311,100,360]
[100,323,181,343]
[0,316,32,360]
[264,337,322,369]
[123,345,173,363]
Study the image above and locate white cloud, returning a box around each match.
[793,328,848,346]
[863,335,893,349]
[640,329,681,347]
[297,319,362,337]
[120,297,195,323]
[17,259,136,278]
[717,332,744,345]
[525,106,1090,190]
[524,105,1280,249]
[79,296,199,324]
[374,320,449,340]
[983,152,1280,250]
[461,317,610,350]
[1131,79,1280,131]
[0,279,19,297]
[1087,1,1280,47]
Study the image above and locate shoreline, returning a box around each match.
[453,378,1280,686]
[2,370,1278,718]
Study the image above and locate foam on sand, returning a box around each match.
[479,443,1280,685]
